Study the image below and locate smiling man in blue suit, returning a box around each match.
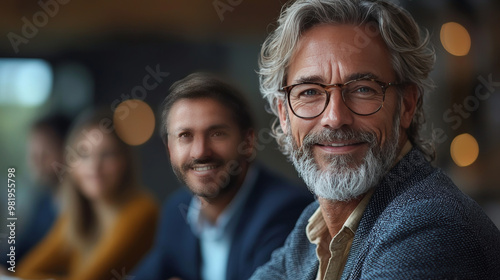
[132,73,313,280]
[250,0,500,279]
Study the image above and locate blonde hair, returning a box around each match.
[259,0,436,160]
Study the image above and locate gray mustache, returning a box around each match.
[301,128,377,147]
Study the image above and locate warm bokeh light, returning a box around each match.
[450,133,479,167]
[113,99,155,146]
[440,22,471,56]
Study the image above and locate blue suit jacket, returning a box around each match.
[132,164,314,280]
[251,148,500,280]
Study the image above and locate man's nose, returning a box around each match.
[319,89,354,129]
[190,135,212,159]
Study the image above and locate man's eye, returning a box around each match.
[354,86,376,93]
[179,133,192,138]
[300,88,322,97]
[347,86,379,98]
[212,131,227,137]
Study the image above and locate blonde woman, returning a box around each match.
[15,109,159,280]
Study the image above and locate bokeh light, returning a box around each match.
[440,22,471,56]
[113,99,155,146]
[450,133,479,167]
[0,58,53,106]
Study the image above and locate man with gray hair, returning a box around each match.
[251,0,500,279]
[132,73,313,280]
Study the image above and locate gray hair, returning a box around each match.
[259,0,436,161]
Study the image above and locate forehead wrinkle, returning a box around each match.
[295,72,382,86]
[291,57,336,84]
[289,38,333,84]
[294,75,325,84]
[287,24,397,99]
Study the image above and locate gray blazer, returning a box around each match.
[251,148,500,280]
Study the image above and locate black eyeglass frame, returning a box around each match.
[280,78,400,119]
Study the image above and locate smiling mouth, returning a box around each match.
[192,165,219,172]
[313,141,368,155]
[317,142,364,147]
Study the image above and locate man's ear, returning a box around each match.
[245,128,256,153]
[166,141,171,158]
[239,128,256,159]
[400,84,419,129]
[277,99,289,134]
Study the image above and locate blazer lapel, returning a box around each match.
[341,148,433,279]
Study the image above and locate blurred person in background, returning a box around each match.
[8,108,158,280]
[132,73,313,280]
[0,114,70,264]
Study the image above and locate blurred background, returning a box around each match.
[0,0,499,243]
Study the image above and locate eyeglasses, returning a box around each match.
[280,78,399,119]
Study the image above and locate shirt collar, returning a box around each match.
[306,140,413,242]
[187,164,258,239]
[395,140,413,165]
[306,188,375,244]
[343,188,374,233]
[306,205,328,246]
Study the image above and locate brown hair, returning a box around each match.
[159,72,255,145]
[61,108,139,249]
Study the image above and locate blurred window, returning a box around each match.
[0,58,53,107]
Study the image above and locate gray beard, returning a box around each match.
[285,117,401,202]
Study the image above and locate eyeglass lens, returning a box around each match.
[288,79,385,117]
